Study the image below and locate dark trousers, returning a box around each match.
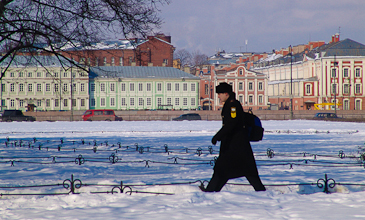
[205,172,266,192]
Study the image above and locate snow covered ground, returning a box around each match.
[1,120,365,219]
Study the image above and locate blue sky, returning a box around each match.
[157,0,365,55]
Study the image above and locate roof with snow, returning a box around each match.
[0,55,75,67]
[89,66,199,80]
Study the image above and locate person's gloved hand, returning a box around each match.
[211,136,218,145]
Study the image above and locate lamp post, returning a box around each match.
[289,45,293,119]
[333,55,338,115]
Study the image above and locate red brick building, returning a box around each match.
[55,34,175,67]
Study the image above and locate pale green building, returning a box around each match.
[89,66,200,110]
[0,56,89,111]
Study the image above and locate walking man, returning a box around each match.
[201,82,266,192]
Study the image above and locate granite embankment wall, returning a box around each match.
[23,110,365,122]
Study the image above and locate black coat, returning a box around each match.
[212,93,259,179]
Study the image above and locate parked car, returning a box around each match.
[172,113,201,121]
[313,112,340,119]
[1,110,36,122]
[82,109,123,121]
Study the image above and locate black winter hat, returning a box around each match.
[215,82,232,93]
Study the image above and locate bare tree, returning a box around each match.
[0,0,169,79]
[174,49,192,69]
[191,50,208,68]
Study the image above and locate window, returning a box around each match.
[248,82,253,90]
[343,84,349,94]
[81,99,85,107]
[63,72,67,77]
[19,100,24,107]
[249,95,253,103]
[258,95,263,103]
[175,97,179,106]
[239,69,243,75]
[167,83,171,91]
[121,83,125,91]
[129,57,132,64]
[91,98,95,107]
[46,84,50,92]
[103,57,107,66]
[344,100,349,110]
[100,83,105,92]
[191,83,195,92]
[139,83,143,91]
[163,59,168,65]
[95,58,99,66]
[90,83,95,92]
[147,98,151,106]
[343,69,349,78]
[147,83,151,91]
[10,99,15,107]
[130,83,134,91]
[331,68,337,78]
[183,83,187,91]
[19,84,24,92]
[1,84,5,92]
[55,84,59,92]
[101,98,106,106]
[183,98,187,106]
[28,72,33,77]
[130,98,135,106]
[10,72,15,77]
[110,98,115,106]
[258,82,263,91]
[175,83,179,91]
[81,83,85,92]
[37,84,42,92]
[157,83,162,91]
[63,83,68,92]
[157,97,162,106]
[46,99,50,107]
[111,57,115,66]
[306,84,311,95]
[63,99,68,107]
[110,83,115,92]
[10,83,14,92]
[55,99,59,107]
[119,57,123,66]
[54,72,58,78]
[205,84,209,95]
[355,99,361,110]
[355,84,361,93]
[46,72,51,77]
[355,68,361,77]
[239,82,243,90]
[167,98,172,105]
[191,98,195,106]
[139,98,144,106]
[37,72,42,77]
[121,98,126,106]
[331,84,337,94]
[37,100,42,107]
[239,95,243,103]
[28,84,33,92]
[19,72,24,77]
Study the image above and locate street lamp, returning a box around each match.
[289,45,293,119]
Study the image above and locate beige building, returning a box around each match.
[1,56,89,111]
[253,38,365,111]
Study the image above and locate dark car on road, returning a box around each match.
[172,113,201,121]
[313,112,340,119]
[1,110,36,122]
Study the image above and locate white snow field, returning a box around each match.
[1,120,365,219]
